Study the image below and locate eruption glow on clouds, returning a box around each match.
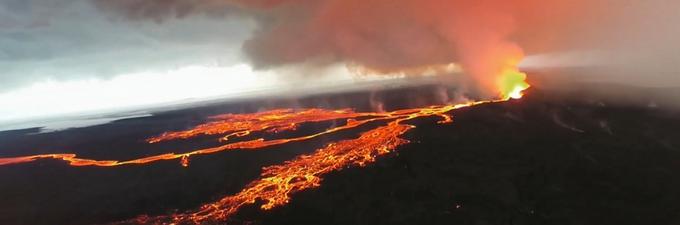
[2,0,542,127]
[4,0,678,124]
[98,0,537,98]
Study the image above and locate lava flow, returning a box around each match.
[128,101,503,225]
[0,107,444,167]
[0,69,529,225]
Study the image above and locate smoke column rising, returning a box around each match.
[96,0,680,95]
[97,0,539,97]
[240,0,526,95]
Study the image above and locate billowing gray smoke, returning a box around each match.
[95,0,680,91]
[95,0,534,97]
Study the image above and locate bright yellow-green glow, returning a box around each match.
[498,68,530,100]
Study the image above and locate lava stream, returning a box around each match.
[122,101,491,225]
[0,101,493,168]
[146,108,369,144]
[0,71,529,224]
[0,107,436,167]
[0,100,499,225]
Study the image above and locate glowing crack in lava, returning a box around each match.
[0,70,529,224]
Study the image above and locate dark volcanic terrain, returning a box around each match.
[1,85,679,225]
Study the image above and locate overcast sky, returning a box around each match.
[0,0,255,92]
[4,0,679,92]
[0,0,402,124]
[1,0,679,125]
[0,0,274,123]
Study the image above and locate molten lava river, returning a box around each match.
[0,76,529,224]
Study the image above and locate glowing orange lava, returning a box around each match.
[118,101,496,225]
[146,108,366,143]
[0,73,529,224]
[0,103,488,168]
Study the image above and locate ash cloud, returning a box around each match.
[96,0,680,89]
[97,0,535,97]
[5,0,678,96]
[98,1,525,66]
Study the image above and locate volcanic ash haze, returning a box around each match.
[239,0,529,97]
[97,0,680,96]
[96,0,542,98]
[518,0,680,87]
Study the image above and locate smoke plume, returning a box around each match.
[96,0,539,97]
[95,0,680,96]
